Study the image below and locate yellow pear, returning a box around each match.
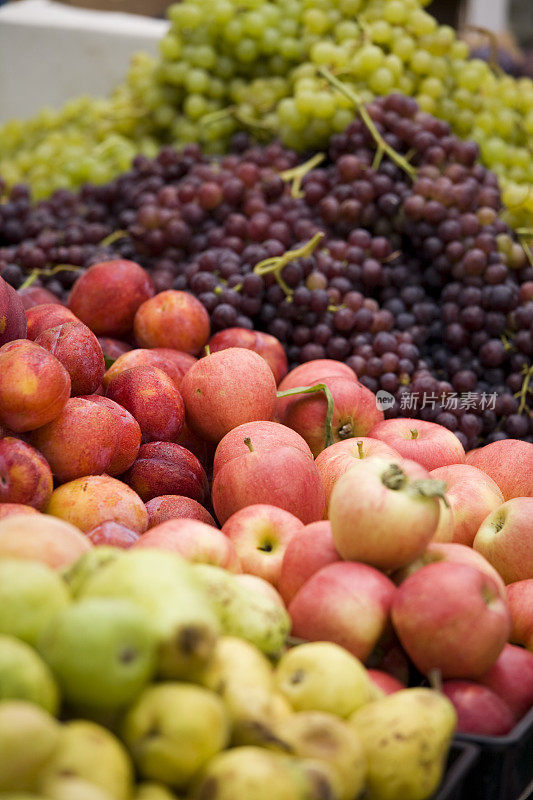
[0,700,61,792]
[134,783,181,800]
[273,711,367,800]
[349,688,457,800]
[0,634,59,714]
[37,720,133,800]
[274,642,375,718]
[40,776,115,800]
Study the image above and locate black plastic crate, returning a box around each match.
[432,741,480,800]
[453,704,533,800]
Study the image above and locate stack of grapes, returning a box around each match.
[1,95,531,448]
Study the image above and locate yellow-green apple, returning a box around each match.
[25,302,79,340]
[208,328,288,385]
[368,418,466,471]
[102,347,196,390]
[46,474,149,534]
[429,464,504,546]
[278,375,384,458]
[329,457,445,571]
[391,561,511,678]
[221,504,304,587]
[211,442,325,525]
[315,437,401,514]
[506,580,533,650]
[393,541,507,601]
[288,561,396,662]
[86,520,140,548]
[478,643,533,720]
[0,275,27,344]
[465,439,533,500]
[18,285,62,310]
[473,497,533,584]
[82,394,141,476]
[0,340,71,432]
[35,321,105,396]
[106,365,185,444]
[0,503,40,520]
[367,669,405,695]
[180,348,277,444]
[278,520,340,605]
[132,518,241,571]
[213,420,313,479]
[30,397,118,483]
[233,573,286,607]
[275,359,357,421]
[441,680,515,735]
[0,513,91,568]
[0,437,53,510]
[133,289,210,353]
[67,259,155,337]
[123,442,209,504]
[145,495,216,529]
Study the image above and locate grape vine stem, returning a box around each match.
[253,231,325,297]
[317,66,417,180]
[18,264,82,291]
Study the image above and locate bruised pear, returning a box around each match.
[77,550,220,678]
[349,688,457,800]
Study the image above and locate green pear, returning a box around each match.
[271,711,367,800]
[121,682,230,790]
[274,642,375,718]
[190,746,334,800]
[0,700,61,792]
[134,783,181,800]
[0,634,59,714]
[0,560,70,647]
[40,776,115,800]
[192,564,290,657]
[62,547,123,597]
[37,719,134,800]
[78,550,220,678]
[349,688,457,800]
[195,636,291,746]
[38,597,157,712]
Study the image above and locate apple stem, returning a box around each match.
[276,383,335,448]
[427,668,443,693]
[410,429,419,439]
[357,440,364,459]
[244,437,254,453]
[382,463,407,490]
[204,345,211,357]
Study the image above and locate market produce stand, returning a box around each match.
[0,0,532,798]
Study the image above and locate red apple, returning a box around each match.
[329,457,443,571]
[278,520,340,605]
[278,375,384,458]
[288,561,396,662]
[429,464,505,547]
[145,495,216,529]
[393,541,507,602]
[180,348,277,443]
[473,497,533,584]
[432,499,455,543]
[133,289,210,354]
[442,680,515,735]
[391,561,511,679]
[275,359,357,420]
[213,420,313,479]
[506,580,533,650]
[0,276,27,344]
[67,259,155,337]
[221,504,304,588]
[315,437,402,513]
[479,643,533,720]
[465,439,533,500]
[123,441,209,504]
[369,418,466,471]
[132,518,241,571]
[212,442,325,526]
[85,520,140,548]
[208,328,288,384]
[367,669,405,695]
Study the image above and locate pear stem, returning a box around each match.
[276,382,335,449]
[428,668,443,693]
